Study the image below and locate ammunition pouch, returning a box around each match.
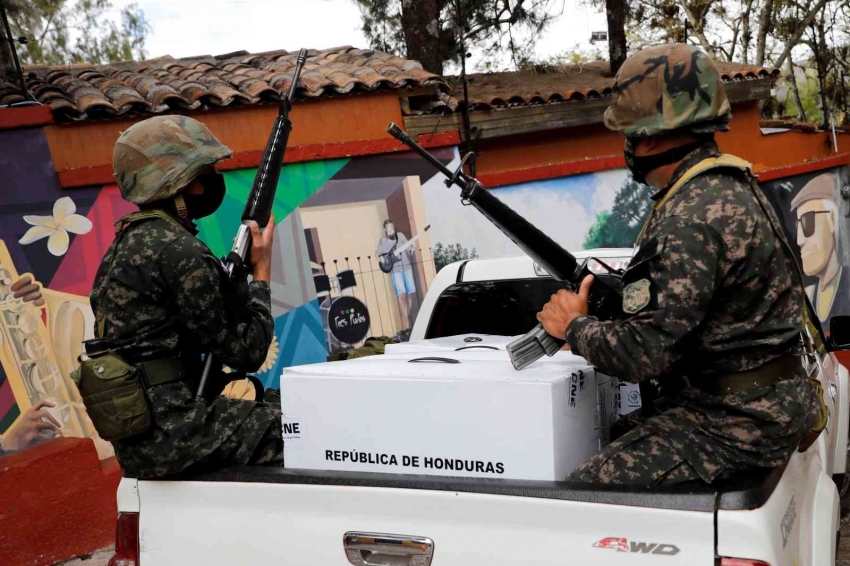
[72,348,185,442]
[799,375,829,453]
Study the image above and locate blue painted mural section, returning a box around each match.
[257,300,327,388]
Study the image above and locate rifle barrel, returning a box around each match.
[241,49,308,226]
[387,122,578,281]
[386,121,624,370]
[387,124,457,180]
[465,187,578,281]
[288,49,308,101]
[198,49,308,399]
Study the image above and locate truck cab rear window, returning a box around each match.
[424,279,575,338]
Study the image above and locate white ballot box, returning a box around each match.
[281,348,609,481]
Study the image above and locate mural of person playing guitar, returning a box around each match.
[376,220,429,333]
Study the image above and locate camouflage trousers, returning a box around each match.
[190,388,284,471]
[570,373,817,486]
[114,381,283,479]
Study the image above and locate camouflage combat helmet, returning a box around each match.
[604,44,731,138]
[113,115,233,205]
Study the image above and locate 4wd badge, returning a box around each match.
[623,278,651,314]
[593,538,680,555]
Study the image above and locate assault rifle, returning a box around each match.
[386,123,625,370]
[196,48,308,399]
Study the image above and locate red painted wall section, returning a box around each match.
[475,103,850,187]
[0,438,121,566]
[0,106,53,131]
[54,131,462,188]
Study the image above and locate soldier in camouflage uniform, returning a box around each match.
[538,44,820,485]
[90,115,283,479]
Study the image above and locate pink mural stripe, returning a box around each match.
[0,377,16,416]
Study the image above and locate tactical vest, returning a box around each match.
[95,208,187,337]
[636,154,828,449]
[73,209,189,442]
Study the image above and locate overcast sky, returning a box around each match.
[110,0,608,71]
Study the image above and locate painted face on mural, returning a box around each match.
[790,173,840,279]
[796,198,836,276]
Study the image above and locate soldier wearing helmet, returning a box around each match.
[90,115,283,479]
[538,44,819,485]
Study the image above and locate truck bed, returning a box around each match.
[133,464,796,565]
[170,463,786,512]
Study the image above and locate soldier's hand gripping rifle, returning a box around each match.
[195,48,308,399]
[387,123,625,370]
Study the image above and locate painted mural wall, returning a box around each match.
[422,148,850,337]
[198,149,448,385]
[0,126,451,446]
[3,120,848,453]
[0,126,132,458]
[421,149,639,268]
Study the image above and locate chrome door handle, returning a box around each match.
[343,532,434,566]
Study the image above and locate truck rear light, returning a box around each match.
[108,512,140,566]
[719,559,771,566]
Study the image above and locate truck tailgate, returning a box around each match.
[138,478,715,565]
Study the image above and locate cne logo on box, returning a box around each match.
[282,415,307,449]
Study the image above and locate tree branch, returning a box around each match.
[38,10,57,45]
[740,0,754,64]
[772,0,829,69]
[726,11,742,61]
[463,2,514,39]
[676,0,715,55]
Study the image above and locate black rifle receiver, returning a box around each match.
[196,48,309,399]
[386,123,624,369]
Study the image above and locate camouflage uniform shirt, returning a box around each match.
[90,209,281,478]
[567,142,818,484]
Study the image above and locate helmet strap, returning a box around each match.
[173,194,189,221]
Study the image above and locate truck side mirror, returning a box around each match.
[830,316,850,349]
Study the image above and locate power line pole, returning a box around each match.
[0,0,32,102]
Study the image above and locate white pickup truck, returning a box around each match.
[108,249,849,566]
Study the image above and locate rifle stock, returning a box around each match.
[386,123,624,369]
[196,48,308,399]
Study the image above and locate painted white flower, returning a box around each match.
[20,197,93,257]
[259,334,280,374]
[222,334,279,374]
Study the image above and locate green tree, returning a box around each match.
[353,0,566,74]
[433,242,479,272]
[7,0,150,66]
[584,177,654,249]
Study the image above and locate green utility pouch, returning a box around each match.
[72,351,152,442]
[327,336,398,361]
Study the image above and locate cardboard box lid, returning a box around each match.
[384,334,591,366]
[384,334,514,355]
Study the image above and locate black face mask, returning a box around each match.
[624,138,707,186]
[184,173,226,219]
